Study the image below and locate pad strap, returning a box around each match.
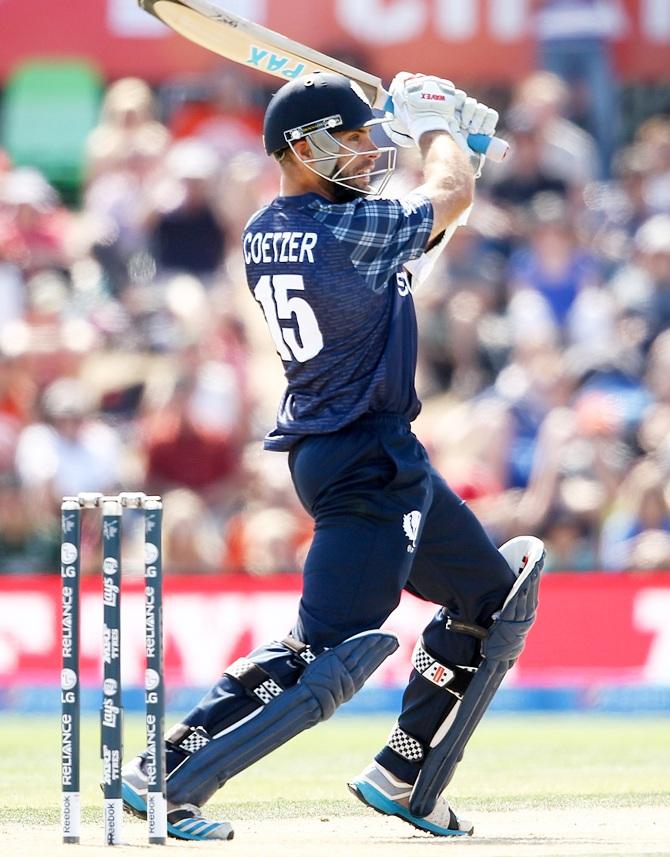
[166,724,211,755]
[411,639,477,699]
[225,658,283,705]
[387,725,425,762]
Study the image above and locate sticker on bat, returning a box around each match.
[247,46,306,79]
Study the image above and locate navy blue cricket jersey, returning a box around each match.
[243,191,434,450]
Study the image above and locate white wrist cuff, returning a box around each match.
[408,115,451,144]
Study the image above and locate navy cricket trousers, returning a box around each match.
[170,414,514,787]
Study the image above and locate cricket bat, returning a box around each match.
[139,0,509,162]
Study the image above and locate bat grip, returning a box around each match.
[467,133,509,162]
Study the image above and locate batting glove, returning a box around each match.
[389,72,465,146]
[387,72,499,159]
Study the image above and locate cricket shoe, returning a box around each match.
[348,762,473,837]
[121,755,234,841]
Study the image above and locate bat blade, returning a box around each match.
[140,0,508,161]
[144,0,384,106]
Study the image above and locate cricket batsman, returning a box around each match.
[122,70,544,840]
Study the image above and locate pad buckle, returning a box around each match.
[445,615,488,640]
[282,635,317,665]
[166,724,211,756]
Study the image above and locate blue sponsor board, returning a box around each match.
[2,684,670,714]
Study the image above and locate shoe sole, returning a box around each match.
[348,780,473,837]
[122,782,234,841]
[122,782,147,821]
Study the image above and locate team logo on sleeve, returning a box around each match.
[396,271,412,296]
[403,510,422,553]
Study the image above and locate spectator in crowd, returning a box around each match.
[488,105,569,209]
[0,344,36,430]
[160,487,224,574]
[85,77,170,182]
[140,348,245,507]
[0,168,73,275]
[531,0,626,177]
[143,139,227,280]
[14,376,124,500]
[507,192,600,336]
[541,511,598,571]
[83,126,169,295]
[83,77,171,294]
[611,145,661,235]
[506,71,600,189]
[412,225,505,397]
[168,69,263,159]
[608,214,670,347]
[635,331,670,487]
[635,116,670,214]
[600,458,670,570]
[1,268,99,392]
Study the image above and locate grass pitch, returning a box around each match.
[1,712,668,855]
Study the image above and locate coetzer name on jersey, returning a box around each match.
[243,231,318,265]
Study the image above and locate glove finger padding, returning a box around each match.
[465,102,489,135]
[452,88,467,112]
[459,95,478,128]
[480,107,499,137]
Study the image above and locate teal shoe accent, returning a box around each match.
[349,779,471,837]
[121,781,147,818]
[167,817,234,841]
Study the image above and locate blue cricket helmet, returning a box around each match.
[263,72,384,156]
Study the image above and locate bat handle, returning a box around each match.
[467,133,509,162]
[380,95,509,162]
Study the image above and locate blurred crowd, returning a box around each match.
[0,62,669,576]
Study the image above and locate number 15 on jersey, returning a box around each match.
[254,274,324,363]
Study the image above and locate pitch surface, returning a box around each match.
[1,713,668,855]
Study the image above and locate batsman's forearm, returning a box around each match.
[418,132,475,236]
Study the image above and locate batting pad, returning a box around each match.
[410,536,544,818]
[167,629,398,806]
